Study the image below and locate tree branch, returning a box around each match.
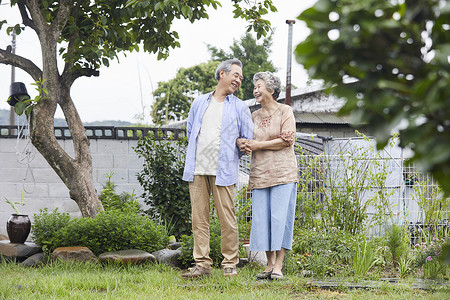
[24,0,47,36]
[17,1,35,30]
[51,0,73,38]
[0,47,42,81]
[62,67,100,88]
[61,3,82,80]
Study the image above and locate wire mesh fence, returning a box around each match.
[237,136,450,238]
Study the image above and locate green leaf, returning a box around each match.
[14,101,27,116]
[181,6,190,18]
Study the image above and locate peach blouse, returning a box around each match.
[248,104,298,190]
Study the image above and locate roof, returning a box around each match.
[294,112,351,125]
[295,133,325,155]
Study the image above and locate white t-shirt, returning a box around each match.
[194,96,224,175]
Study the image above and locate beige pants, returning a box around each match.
[189,175,239,269]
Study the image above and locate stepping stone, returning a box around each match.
[52,246,97,263]
[0,240,41,261]
[98,249,156,265]
[21,252,45,267]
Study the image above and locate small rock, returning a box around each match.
[152,248,181,268]
[237,257,248,267]
[98,249,156,265]
[52,246,97,263]
[168,242,182,250]
[244,244,267,266]
[0,240,42,261]
[21,252,45,267]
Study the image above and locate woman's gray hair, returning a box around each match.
[215,58,243,81]
[253,71,282,100]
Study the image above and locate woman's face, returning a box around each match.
[253,79,274,105]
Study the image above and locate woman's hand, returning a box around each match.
[245,139,260,152]
[237,138,252,155]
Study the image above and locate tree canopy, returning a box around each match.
[151,32,276,124]
[208,32,276,100]
[295,0,450,194]
[0,0,277,217]
[152,60,219,124]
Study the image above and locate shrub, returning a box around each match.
[292,227,355,276]
[31,208,71,255]
[99,172,141,213]
[32,209,169,256]
[134,130,191,239]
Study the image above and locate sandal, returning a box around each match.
[270,272,284,280]
[256,269,273,280]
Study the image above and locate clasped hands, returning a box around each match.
[237,138,258,155]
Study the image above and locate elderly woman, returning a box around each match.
[239,71,298,280]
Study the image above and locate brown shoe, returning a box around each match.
[223,267,237,277]
[181,265,212,279]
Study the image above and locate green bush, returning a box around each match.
[99,172,141,213]
[292,227,355,276]
[31,208,71,255]
[134,130,191,239]
[32,209,169,256]
[179,217,223,269]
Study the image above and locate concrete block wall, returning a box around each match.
[0,137,144,237]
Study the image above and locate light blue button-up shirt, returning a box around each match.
[183,91,254,186]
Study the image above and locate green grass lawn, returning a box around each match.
[0,260,448,299]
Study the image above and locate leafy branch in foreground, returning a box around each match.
[295,0,450,195]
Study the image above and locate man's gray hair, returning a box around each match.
[215,59,243,81]
[253,71,282,100]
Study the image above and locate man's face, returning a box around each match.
[220,64,243,95]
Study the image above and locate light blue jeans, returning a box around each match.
[249,182,297,252]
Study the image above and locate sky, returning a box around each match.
[0,1,317,123]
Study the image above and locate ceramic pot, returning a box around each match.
[7,214,31,243]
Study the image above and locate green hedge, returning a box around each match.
[32,208,169,256]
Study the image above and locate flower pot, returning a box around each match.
[7,214,31,243]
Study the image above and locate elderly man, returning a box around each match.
[182,59,253,278]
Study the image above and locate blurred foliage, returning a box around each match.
[295,0,450,195]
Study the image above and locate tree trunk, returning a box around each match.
[27,1,103,218]
[30,81,104,218]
